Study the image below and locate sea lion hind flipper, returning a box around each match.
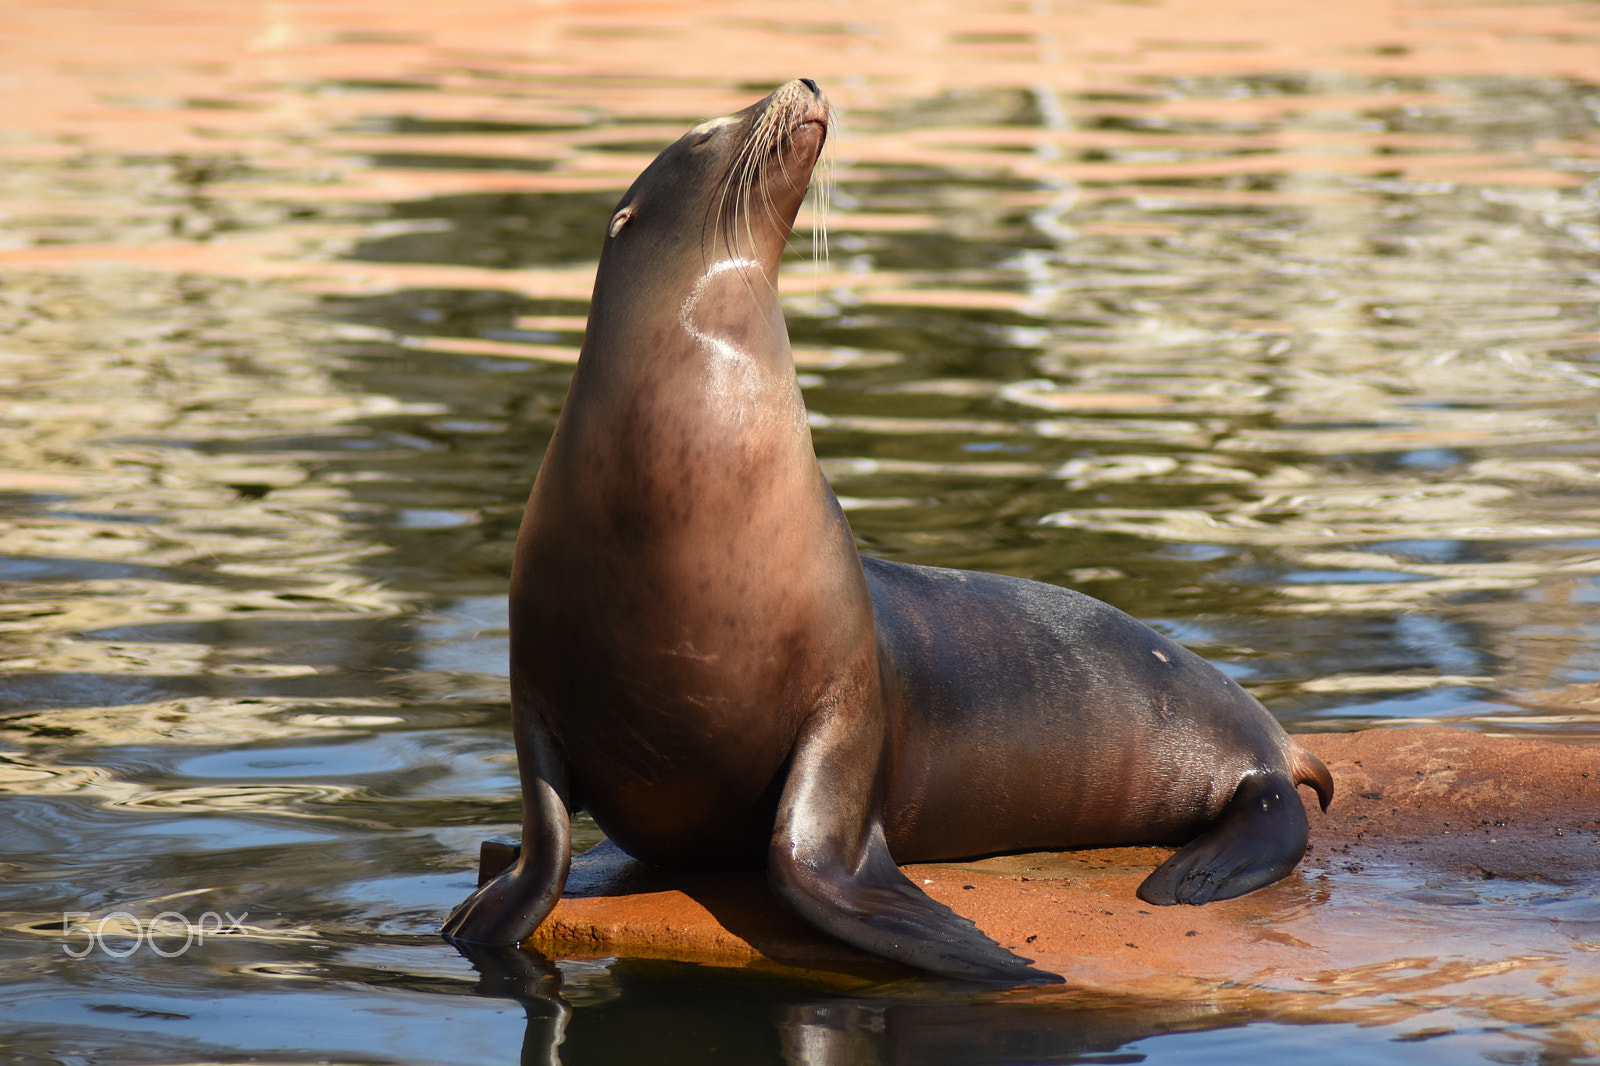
[442,710,573,946]
[1291,743,1335,811]
[1135,769,1310,906]
[767,704,1061,984]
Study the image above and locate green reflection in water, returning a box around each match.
[2,8,1599,1060]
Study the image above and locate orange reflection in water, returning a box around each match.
[2,1,1599,1062]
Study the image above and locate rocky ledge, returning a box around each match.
[514,726,1600,1020]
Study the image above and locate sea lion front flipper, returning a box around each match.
[442,706,573,946]
[767,702,1060,984]
[1136,769,1310,906]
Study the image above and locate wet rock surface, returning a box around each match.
[528,726,1600,1013]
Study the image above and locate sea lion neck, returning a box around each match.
[571,79,830,395]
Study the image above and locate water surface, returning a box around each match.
[2,0,1598,1061]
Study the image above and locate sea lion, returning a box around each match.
[442,78,1333,983]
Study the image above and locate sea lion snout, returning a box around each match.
[745,78,833,201]
[774,75,831,132]
[792,79,832,149]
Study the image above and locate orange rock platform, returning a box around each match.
[522,726,1600,1017]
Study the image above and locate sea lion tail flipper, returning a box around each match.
[1135,769,1309,907]
[768,705,1061,984]
[442,708,573,946]
[1290,744,1334,811]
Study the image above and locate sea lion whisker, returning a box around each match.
[706,141,748,265]
[812,139,832,274]
[718,148,761,292]
[713,131,762,264]
[764,126,795,229]
[739,132,768,262]
[704,113,767,265]
[736,134,779,295]
[695,145,770,309]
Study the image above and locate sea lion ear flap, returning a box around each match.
[608,205,636,238]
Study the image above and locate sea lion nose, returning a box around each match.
[800,78,820,95]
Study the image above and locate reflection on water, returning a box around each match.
[2,0,1599,1061]
[458,946,1594,1065]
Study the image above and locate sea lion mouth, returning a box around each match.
[709,78,832,266]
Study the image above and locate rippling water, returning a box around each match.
[2,0,1599,1061]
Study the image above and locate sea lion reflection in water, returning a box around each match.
[442,79,1333,983]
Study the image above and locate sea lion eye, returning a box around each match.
[608,205,636,238]
[687,114,735,147]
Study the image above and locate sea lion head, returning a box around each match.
[587,78,832,335]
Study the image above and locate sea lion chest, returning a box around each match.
[506,321,872,862]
